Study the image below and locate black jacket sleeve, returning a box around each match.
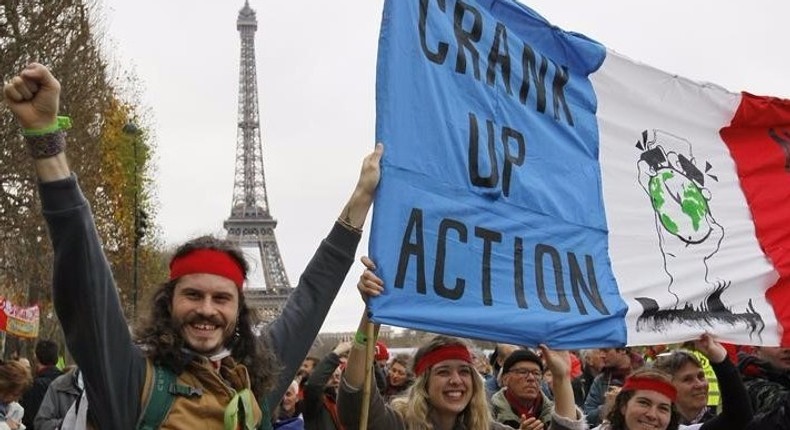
[40,176,147,430]
[264,223,360,407]
[701,358,753,430]
[303,352,341,420]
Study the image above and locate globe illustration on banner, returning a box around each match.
[649,169,712,245]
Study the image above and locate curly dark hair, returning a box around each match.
[606,369,681,430]
[134,235,281,398]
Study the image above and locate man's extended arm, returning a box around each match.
[264,145,382,406]
[4,63,146,429]
[695,334,752,430]
[302,344,347,421]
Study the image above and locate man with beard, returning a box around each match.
[654,350,716,425]
[739,346,790,415]
[3,63,382,429]
[491,349,554,429]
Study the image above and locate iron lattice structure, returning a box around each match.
[224,0,291,322]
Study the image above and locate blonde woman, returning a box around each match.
[338,257,581,430]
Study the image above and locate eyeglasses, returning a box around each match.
[508,368,543,378]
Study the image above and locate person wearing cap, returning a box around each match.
[491,349,555,428]
[371,342,390,397]
[375,341,390,369]
[554,334,752,430]
[3,63,382,429]
[337,256,583,430]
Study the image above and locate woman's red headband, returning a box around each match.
[414,344,472,377]
[622,376,677,402]
[169,249,245,290]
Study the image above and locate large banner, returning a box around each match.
[0,297,40,339]
[368,0,790,348]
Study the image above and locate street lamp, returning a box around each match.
[122,122,141,318]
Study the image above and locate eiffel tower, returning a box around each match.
[224,0,291,322]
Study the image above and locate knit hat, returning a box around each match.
[375,341,390,361]
[502,349,543,374]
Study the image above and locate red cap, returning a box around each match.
[375,341,389,361]
[570,352,582,379]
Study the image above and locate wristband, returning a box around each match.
[22,116,72,136]
[354,331,368,346]
[25,132,67,159]
[23,116,72,159]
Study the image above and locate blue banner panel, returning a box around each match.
[369,0,627,349]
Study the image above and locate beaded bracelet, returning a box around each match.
[25,132,67,159]
[337,217,363,234]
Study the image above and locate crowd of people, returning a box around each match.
[1,64,789,430]
[7,333,790,429]
[261,324,790,430]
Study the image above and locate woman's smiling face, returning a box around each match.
[426,360,474,419]
[621,389,673,430]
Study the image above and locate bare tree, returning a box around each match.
[0,0,162,357]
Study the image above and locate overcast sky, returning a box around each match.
[99,0,789,333]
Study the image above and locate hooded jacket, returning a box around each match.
[738,352,790,415]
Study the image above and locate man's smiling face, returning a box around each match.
[171,273,239,354]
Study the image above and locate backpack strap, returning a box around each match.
[137,363,178,430]
[137,360,265,429]
[136,362,203,430]
[256,396,272,430]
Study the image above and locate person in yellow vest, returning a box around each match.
[4,63,382,429]
[689,350,721,410]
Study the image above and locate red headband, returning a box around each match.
[622,376,677,402]
[414,344,472,377]
[169,249,245,290]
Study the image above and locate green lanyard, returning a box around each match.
[224,388,257,430]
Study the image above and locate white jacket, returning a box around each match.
[0,402,26,430]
